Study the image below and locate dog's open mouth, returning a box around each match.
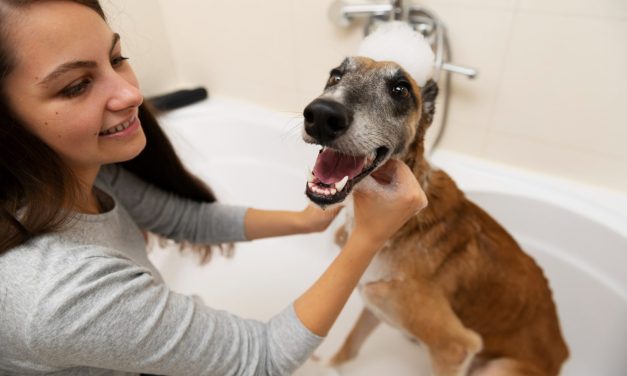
[306,146,390,206]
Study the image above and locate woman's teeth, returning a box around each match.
[100,117,135,136]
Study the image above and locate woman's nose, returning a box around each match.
[106,72,143,112]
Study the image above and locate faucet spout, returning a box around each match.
[392,0,404,20]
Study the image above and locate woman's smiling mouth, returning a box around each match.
[99,115,138,136]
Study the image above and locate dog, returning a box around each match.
[302,56,569,376]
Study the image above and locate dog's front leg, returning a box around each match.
[328,307,380,366]
[362,279,483,376]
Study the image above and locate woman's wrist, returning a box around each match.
[344,229,386,256]
[244,208,316,240]
[293,210,313,234]
[244,204,341,240]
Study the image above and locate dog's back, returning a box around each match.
[385,164,570,374]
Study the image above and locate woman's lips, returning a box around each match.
[99,116,139,137]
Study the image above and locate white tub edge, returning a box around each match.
[430,149,627,240]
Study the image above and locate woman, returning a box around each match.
[0,1,427,375]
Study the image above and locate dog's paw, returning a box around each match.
[431,330,483,376]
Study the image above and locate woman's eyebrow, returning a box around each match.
[38,33,121,86]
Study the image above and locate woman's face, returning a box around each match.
[4,1,146,180]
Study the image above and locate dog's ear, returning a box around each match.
[420,79,439,125]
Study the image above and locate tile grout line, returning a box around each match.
[478,0,520,157]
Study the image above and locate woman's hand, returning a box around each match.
[351,159,427,248]
[297,203,343,233]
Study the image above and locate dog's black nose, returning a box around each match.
[303,99,352,143]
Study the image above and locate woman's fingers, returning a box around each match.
[350,159,428,245]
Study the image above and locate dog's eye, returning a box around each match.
[328,73,342,86]
[391,84,410,99]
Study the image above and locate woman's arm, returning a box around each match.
[98,165,340,244]
[243,204,342,240]
[98,165,249,244]
[294,233,379,336]
[25,247,321,376]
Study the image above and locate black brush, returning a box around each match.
[148,87,208,111]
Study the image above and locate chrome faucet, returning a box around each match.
[328,1,397,27]
[391,0,404,20]
[329,0,477,81]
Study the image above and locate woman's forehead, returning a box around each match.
[8,1,112,72]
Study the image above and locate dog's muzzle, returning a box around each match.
[302,99,391,207]
[303,98,353,145]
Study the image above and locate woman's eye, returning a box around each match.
[111,55,129,68]
[391,84,410,98]
[60,79,91,98]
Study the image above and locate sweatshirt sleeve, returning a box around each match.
[98,164,249,244]
[25,249,323,376]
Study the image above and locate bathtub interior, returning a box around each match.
[150,99,627,375]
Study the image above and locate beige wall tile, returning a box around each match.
[158,0,297,105]
[519,0,627,19]
[292,0,365,107]
[418,0,519,11]
[103,0,179,96]
[483,132,627,192]
[430,5,516,155]
[491,12,627,160]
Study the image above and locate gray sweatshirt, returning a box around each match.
[0,164,322,376]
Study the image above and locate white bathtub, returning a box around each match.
[151,98,627,376]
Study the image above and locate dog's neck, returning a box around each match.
[399,135,467,237]
[402,131,429,184]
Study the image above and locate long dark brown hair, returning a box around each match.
[0,0,223,262]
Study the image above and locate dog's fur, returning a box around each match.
[302,57,569,376]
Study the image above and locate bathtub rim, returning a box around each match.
[429,149,627,241]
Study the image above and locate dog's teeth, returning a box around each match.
[335,176,349,192]
[307,168,315,183]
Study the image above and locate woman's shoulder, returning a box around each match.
[0,237,139,321]
[0,234,135,276]
[0,238,160,364]
[96,163,150,197]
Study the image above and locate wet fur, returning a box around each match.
[311,57,569,375]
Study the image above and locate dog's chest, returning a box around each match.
[359,247,397,285]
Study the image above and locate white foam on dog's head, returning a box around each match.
[357,21,435,86]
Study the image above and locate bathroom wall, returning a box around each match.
[103,0,627,194]
[101,0,178,97]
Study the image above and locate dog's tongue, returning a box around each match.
[313,148,365,185]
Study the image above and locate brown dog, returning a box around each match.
[302,56,569,375]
